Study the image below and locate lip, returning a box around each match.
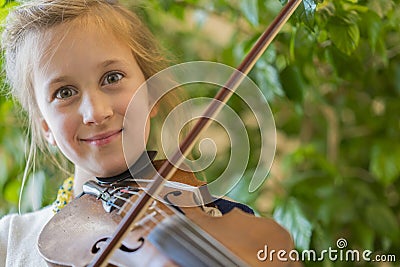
[80,129,122,146]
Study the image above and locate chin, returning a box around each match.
[102,165,128,177]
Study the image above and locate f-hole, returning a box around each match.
[164,191,185,214]
[91,237,145,254]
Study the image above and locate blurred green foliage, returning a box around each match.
[0,0,26,214]
[0,0,399,266]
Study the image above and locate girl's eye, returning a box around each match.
[102,72,124,85]
[55,87,77,99]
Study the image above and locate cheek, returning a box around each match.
[118,98,133,116]
[122,89,152,153]
[123,85,151,121]
[48,113,77,145]
[125,105,150,133]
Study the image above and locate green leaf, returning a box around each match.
[4,178,21,205]
[159,0,174,11]
[327,14,360,55]
[226,169,261,207]
[360,11,382,53]
[300,0,317,28]
[368,0,395,18]
[395,64,400,95]
[353,222,375,250]
[282,0,318,29]
[254,59,284,101]
[279,65,305,103]
[365,203,399,240]
[273,198,313,250]
[240,0,259,27]
[370,141,400,186]
[0,0,18,23]
[0,154,9,192]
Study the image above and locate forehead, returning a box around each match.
[33,19,135,81]
[36,17,131,68]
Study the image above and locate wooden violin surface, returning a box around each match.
[38,191,299,267]
[38,194,177,267]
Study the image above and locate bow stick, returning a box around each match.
[88,0,303,266]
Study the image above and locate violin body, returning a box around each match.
[38,161,298,267]
[38,193,177,267]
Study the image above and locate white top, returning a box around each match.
[0,206,53,267]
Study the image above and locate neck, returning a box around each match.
[73,167,95,197]
[73,151,157,196]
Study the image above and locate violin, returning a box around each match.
[38,0,303,266]
[38,157,296,266]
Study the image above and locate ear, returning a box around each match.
[149,101,159,118]
[41,119,56,146]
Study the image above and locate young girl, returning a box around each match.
[0,0,262,266]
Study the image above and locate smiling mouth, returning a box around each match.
[81,129,123,146]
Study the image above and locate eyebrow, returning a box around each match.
[47,76,70,87]
[101,59,119,68]
[101,59,128,69]
[46,59,128,87]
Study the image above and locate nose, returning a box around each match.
[81,91,113,125]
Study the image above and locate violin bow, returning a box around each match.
[88,0,303,266]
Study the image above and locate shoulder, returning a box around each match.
[0,206,53,233]
[0,207,53,267]
[213,197,255,215]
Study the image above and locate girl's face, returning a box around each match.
[34,21,152,178]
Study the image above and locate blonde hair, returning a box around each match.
[2,0,169,147]
[1,0,176,206]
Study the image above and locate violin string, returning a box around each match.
[135,221,152,234]
[134,210,157,227]
[151,202,169,219]
[108,184,242,265]
[173,214,247,266]
[129,195,239,266]
[138,202,164,230]
[132,179,154,184]
[104,186,245,266]
[148,200,157,210]
[120,189,141,196]
[133,201,170,236]
[149,212,160,225]
[139,192,249,267]
[135,218,156,235]
[113,195,130,202]
[107,202,123,211]
[153,217,234,266]
[106,188,243,267]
